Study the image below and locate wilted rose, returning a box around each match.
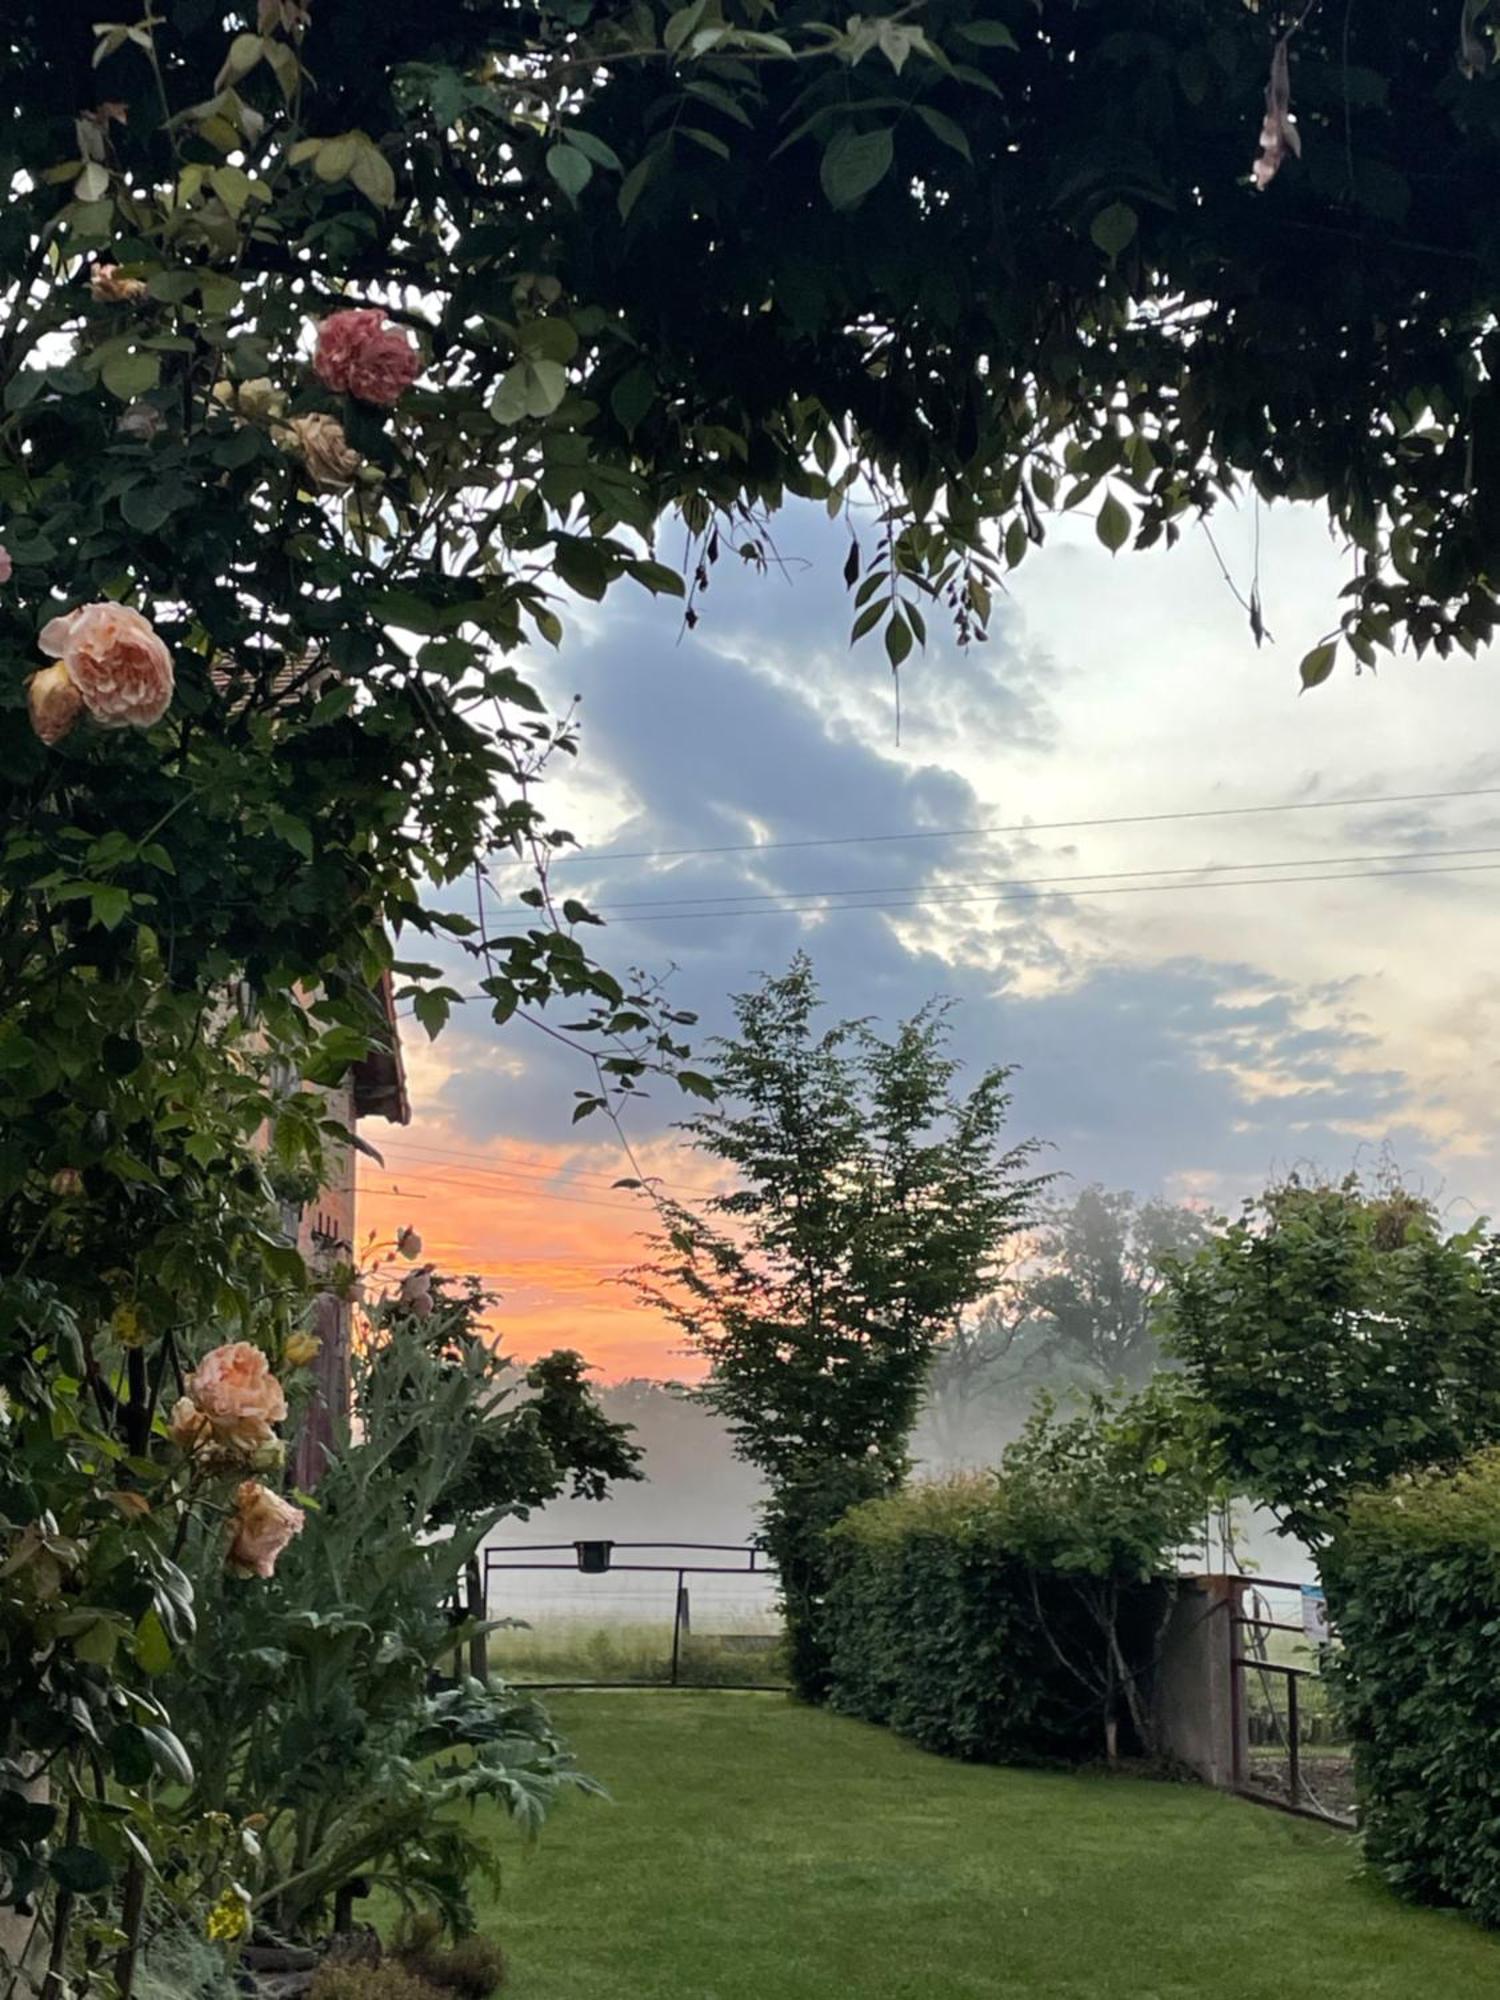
[184,1342,287,1450]
[258,0,311,31]
[398,1265,433,1311]
[283,1330,321,1369]
[37,602,174,732]
[313,308,421,408]
[169,1397,214,1453]
[227,1480,304,1579]
[284,411,363,489]
[91,262,148,304]
[116,401,165,441]
[214,377,286,425]
[1251,37,1301,191]
[49,1167,83,1197]
[26,662,84,746]
[397,1226,422,1259]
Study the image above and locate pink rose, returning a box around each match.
[0,545,12,584]
[27,663,84,747]
[184,1342,288,1450]
[313,309,421,408]
[38,602,174,731]
[227,1480,304,1579]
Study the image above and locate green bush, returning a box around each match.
[1325,1449,1500,1925]
[825,1382,1213,1766]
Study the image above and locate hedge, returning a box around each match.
[823,1477,1174,1765]
[1325,1448,1500,1926]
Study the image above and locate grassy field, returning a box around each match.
[473,1691,1500,2000]
[486,1618,787,1687]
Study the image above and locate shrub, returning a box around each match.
[825,1384,1212,1764]
[1325,1449,1500,1925]
[399,1928,506,1999]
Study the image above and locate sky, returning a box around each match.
[357,494,1500,1380]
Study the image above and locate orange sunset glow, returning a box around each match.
[355,1026,718,1379]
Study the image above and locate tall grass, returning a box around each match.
[488,1618,787,1688]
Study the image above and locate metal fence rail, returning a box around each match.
[1229,1577,1355,1828]
[481,1540,787,1691]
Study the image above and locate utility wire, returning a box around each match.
[490,856,1500,928]
[362,1167,653,1215]
[523,782,1500,870]
[484,841,1500,922]
[368,1136,722,1199]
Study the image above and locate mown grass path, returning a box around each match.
[475,1692,1500,1998]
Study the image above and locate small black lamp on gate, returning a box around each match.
[575,1540,614,1575]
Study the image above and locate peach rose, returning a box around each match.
[38,602,174,732]
[313,308,421,408]
[91,263,148,304]
[184,1342,287,1450]
[227,1480,304,1579]
[283,412,363,489]
[27,662,84,746]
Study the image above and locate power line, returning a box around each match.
[362,1166,653,1215]
[522,782,1500,870]
[369,1136,722,1200]
[483,841,1500,922]
[546,856,1500,925]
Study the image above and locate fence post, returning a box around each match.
[670,1569,687,1686]
[467,1554,489,1685]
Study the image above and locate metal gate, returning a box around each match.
[480,1540,787,1690]
[1229,1577,1356,1827]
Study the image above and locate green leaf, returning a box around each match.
[884,611,913,669]
[108,1724,156,1788]
[618,153,660,221]
[72,1615,120,1667]
[611,366,657,434]
[676,1071,717,1101]
[547,142,593,201]
[565,128,624,172]
[1299,641,1338,689]
[350,142,397,209]
[100,350,160,402]
[138,1723,194,1786]
[518,317,580,365]
[821,128,895,210]
[1096,490,1132,554]
[89,887,132,931]
[1090,200,1138,260]
[133,1606,173,1677]
[628,559,685,597]
[955,19,1018,47]
[914,105,973,164]
[268,810,314,860]
[525,359,569,416]
[50,1846,113,1895]
[412,989,450,1040]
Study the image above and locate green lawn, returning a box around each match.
[475,1691,1500,2000]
